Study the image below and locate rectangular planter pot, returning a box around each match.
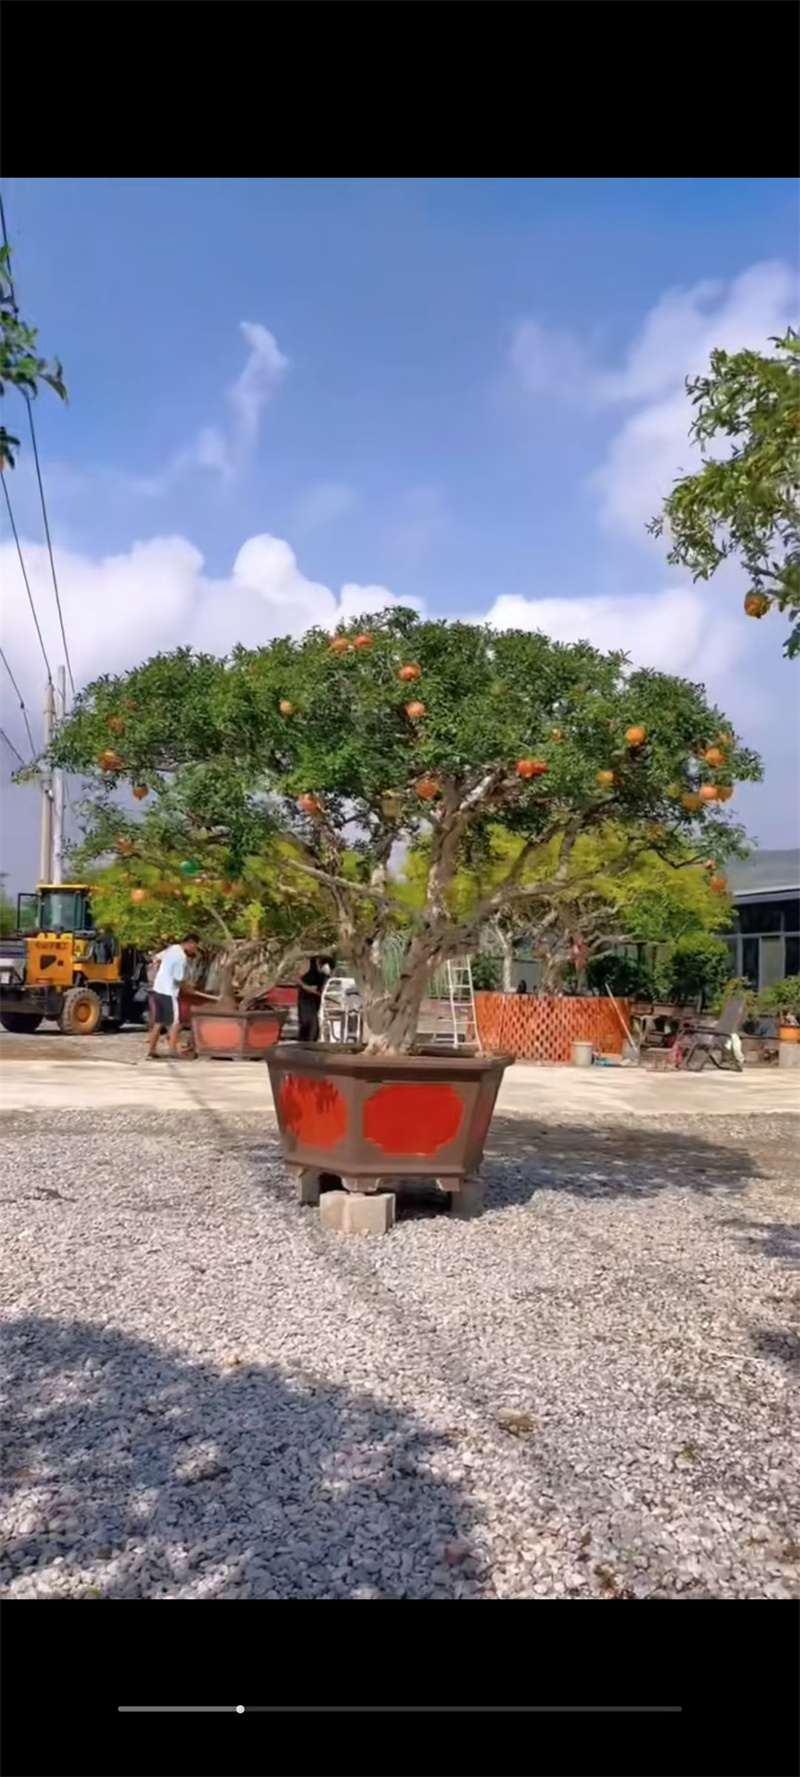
[191,1006,287,1060]
[265,1043,513,1190]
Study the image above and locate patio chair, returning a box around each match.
[320,976,363,1045]
[672,994,747,1073]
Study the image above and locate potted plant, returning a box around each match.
[47,611,760,1228]
[757,977,800,1042]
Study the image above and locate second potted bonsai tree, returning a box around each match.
[48,610,759,1227]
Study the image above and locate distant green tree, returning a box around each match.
[650,330,800,657]
[0,874,16,937]
[0,242,67,467]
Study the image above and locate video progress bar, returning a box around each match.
[119,1705,682,1715]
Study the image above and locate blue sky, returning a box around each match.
[1,178,798,891]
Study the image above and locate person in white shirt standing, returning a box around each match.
[145,933,200,1059]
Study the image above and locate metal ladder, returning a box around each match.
[421,957,481,1050]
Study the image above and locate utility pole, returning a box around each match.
[52,665,66,885]
[39,678,55,884]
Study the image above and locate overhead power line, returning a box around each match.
[1,475,53,683]
[0,186,75,698]
[0,644,37,757]
[24,398,75,698]
[0,724,26,768]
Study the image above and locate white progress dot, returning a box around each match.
[236,1706,245,1714]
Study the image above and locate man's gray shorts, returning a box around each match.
[149,991,178,1029]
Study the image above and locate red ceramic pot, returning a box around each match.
[265,1044,512,1200]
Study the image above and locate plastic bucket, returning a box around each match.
[572,1040,594,1068]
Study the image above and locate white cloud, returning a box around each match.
[510,260,799,541]
[0,531,403,717]
[483,585,744,681]
[121,320,291,497]
[294,481,356,530]
[508,318,592,405]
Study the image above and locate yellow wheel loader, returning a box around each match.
[0,883,150,1035]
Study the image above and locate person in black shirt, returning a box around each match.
[297,957,333,1042]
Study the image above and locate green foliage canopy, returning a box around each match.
[650,329,800,657]
[47,612,761,1047]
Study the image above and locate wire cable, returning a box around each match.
[0,724,26,767]
[0,645,37,758]
[1,475,53,683]
[1,188,75,697]
[24,398,75,698]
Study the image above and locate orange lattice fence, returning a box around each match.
[475,993,631,1064]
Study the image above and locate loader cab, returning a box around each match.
[17,884,94,937]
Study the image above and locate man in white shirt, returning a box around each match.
[145,933,200,1059]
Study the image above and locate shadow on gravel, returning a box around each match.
[479,1115,761,1207]
[749,1326,800,1370]
[0,1316,475,1601]
[156,1065,762,1220]
[236,1118,760,1220]
[723,1219,800,1263]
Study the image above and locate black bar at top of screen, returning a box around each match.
[118,1705,682,1714]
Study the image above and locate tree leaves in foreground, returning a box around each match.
[0,243,67,468]
[650,330,800,657]
[46,613,761,1049]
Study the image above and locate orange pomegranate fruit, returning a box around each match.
[709,875,727,893]
[405,702,426,719]
[703,746,724,768]
[744,591,770,619]
[132,785,149,801]
[550,728,564,742]
[625,725,646,747]
[682,791,702,811]
[416,777,440,801]
[596,770,615,788]
[107,716,125,734]
[329,637,350,655]
[516,759,549,779]
[699,784,719,802]
[353,634,373,649]
[279,700,295,716]
[716,785,734,802]
[98,749,123,772]
[298,793,322,816]
[130,887,148,904]
[398,664,421,683]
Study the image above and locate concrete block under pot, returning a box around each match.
[192,1005,288,1060]
[264,1042,513,1228]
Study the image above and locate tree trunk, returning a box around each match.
[358,954,432,1054]
[496,926,515,993]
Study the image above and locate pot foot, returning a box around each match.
[320,1191,396,1235]
[296,1169,322,1206]
[445,1176,485,1219]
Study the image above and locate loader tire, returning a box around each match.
[0,1012,44,1034]
[59,987,102,1035]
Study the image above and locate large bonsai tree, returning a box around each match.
[47,611,760,1051]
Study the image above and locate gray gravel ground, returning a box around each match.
[1,1107,798,1600]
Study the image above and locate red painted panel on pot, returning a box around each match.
[194,1017,238,1051]
[278,1074,348,1149]
[363,1083,464,1156]
[244,1016,282,1051]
